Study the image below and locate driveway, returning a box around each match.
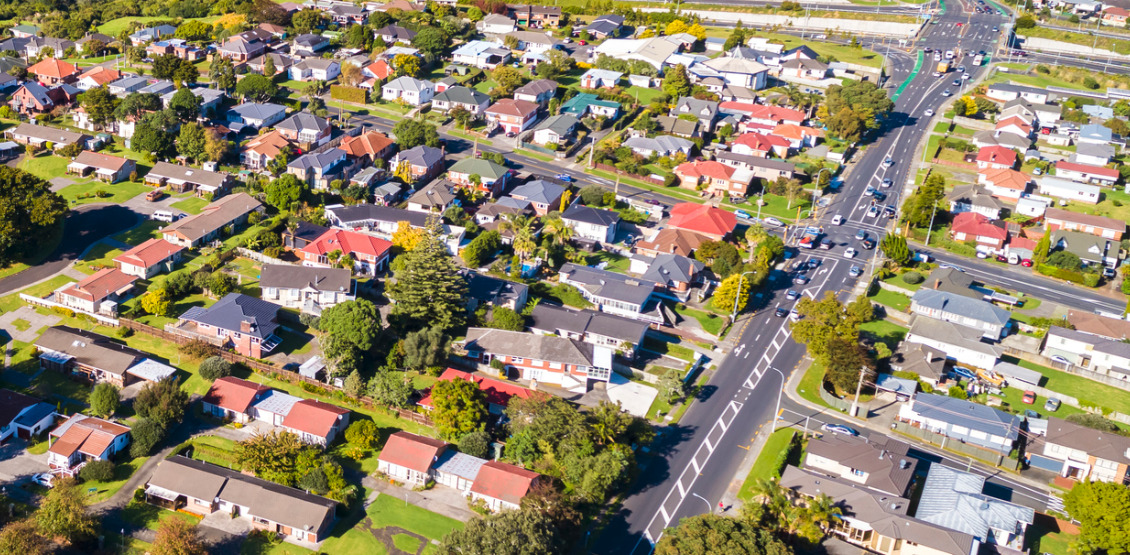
[0,204,142,297]
[0,306,61,343]
[0,439,48,488]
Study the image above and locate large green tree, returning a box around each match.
[430,377,488,439]
[132,110,178,160]
[790,292,867,362]
[78,86,118,129]
[412,27,449,56]
[134,377,188,428]
[319,299,382,375]
[177,122,208,163]
[0,167,67,267]
[89,383,120,418]
[900,173,946,229]
[264,173,305,210]
[662,64,692,99]
[114,92,162,121]
[368,370,416,408]
[391,119,441,149]
[210,57,237,92]
[387,225,468,331]
[151,517,206,555]
[823,80,894,141]
[0,519,48,554]
[1064,480,1130,555]
[235,74,278,102]
[440,506,566,555]
[402,326,451,370]
[167,87,200,121]
[656,514,792,555]
[35,478,97,545]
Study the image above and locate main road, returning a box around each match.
[593,1,1013,553]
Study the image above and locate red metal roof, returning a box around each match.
[114,238,184,269]
[975,146,1017,167]
[61,268,137,302]
[666,203,737,238]
[281,399,349,439]
[1055,160,1119,179]
[301,228,392,259]
[469,461,539,506]
[202,376,271,413]
[951,212,1007,241]
[418,368,535,410]
[378,431,448,474]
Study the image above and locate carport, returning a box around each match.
[992,361,1042,388]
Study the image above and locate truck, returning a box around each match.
[936,60,951,73]
[798,226,822,249]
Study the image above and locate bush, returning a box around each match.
[179,340,216,359]
[80,459,114,482]
[458,430,491,458]
[199,356,233,381]
[344,420,379,449]
[299,312,321,330]
[130,418,166,457]
[947,385,968,399]
[1036,64,1051,74]
[901,271,923,285]
[329,84,367,104]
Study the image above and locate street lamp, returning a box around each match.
[768,367,787,432]
[731,270,758,320]
[690,492,713,513]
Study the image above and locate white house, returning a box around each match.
[1037,177,1101,205]
[907,316,1002,370]
[288,58,341,82]
[381,76,435,106]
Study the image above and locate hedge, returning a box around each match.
[330,85,367,104]
[1036,263,1097,287]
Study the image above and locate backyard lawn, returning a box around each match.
[19,154,69,180]
[737,429,797,501]
[120,498,200,530]
[859,319,908,348]
[83,457,150,504]
[1007,357,1130,416]
[171,196,210,215]
[59,180,150,206]
[587,250,631,273]
[320,493,462,555]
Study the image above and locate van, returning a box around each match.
[152,210,175,223]
[944,50,955,60]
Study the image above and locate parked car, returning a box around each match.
[1025,409,1041,419]
[146,189,165,202]
[555,173,573,182]
[953,367,977,380]
[735,209,751,220]
[1022,391,1037,405]
[764,217,784,227]
[807,258,821,269]
[1050,355,1071,365]
[786,290,800,301]
[31,473,54,488]
[1044,398,1061,412]
[1020,259,1033,267]
[821,423,858,436]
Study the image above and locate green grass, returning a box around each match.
[113,220,164,245]
[643,334,696,362]
[241,535,315,555]
[859,319,908,348]
[76,243,124,275]
[19,154,70,180]
[171,196,210,215]
[737,429,796,501]
[884,273,922,291]
[624,85,667,104]
[674,305,725,336]
[1056,188,1130,224]
[392,534,423,553]
[320,493,462,554]
[83,457,150,504]
[120,499,201,530]
[587,250,631,273]
[748,31,885,68]
[867,288,911,312]
[1007,357,1130,416]
[797,360,830,409]
[11,318,30,331]
[184,435,239,468]
[446,128,494,147]
[932,121,951,134]
[59,180,150,206]
[1026,521,1076,555]
[533,282,593,309]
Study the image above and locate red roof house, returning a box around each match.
[977,168,1030,200]
[1054,160,1120,185]
[730,132,790,157]
[48,415,130,473]
[994,116,1033,137]
[950,212,1008,250]
[201,376,271,423]
[418,368,536,415]
[114,238,184,279]
[665,203,738,241]
[975,146,1017,170]
[377,431,449,484]
[299,228,393,276]
[281,399,351,446]
[56,268,137,316]
[719,102,805,126]
[28,57,80,85]
[469,461,540,512]
[340,131,395,163]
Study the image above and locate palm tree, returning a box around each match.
[543,214,573,246]
[512,224,537,261]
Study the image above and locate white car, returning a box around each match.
[962,73,971,80]
[867,206,880,218]
[941,89,952,97]
[883,157,894,168]
[763,217,784,227]
[31,473,54,488]
[832,214,845,225]
[924,109,935,117]
[845,247,857,258]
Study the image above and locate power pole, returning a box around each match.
[924,201,938,246]
[849,365,867,418]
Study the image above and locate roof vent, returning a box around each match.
[879,449,887,460]
[899,460,911,470]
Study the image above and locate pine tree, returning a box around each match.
[388,223,469,331]
[263,55,276,78]
[880,234,912,266]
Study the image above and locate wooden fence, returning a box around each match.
[592,163,667,186]
[893,421,1020,471]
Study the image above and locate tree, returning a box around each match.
[114,92,162,121]
[662,64,692,99]
[235,431,306,485]
[175,20,213,41]
[207,272,237,297]
[487,306,524,331]
[78,86,118,129]
[79,459,114,482]
[132,111,178,160]
[790,292,866,363]
[391,220,426,251]
[1047,250,1082,271]
[458,430,491,458]
[292,9,327,33]
[901,173,946,229]
[846,296,874,324]
[657,369,687,405]
[712,273,752,312]
[265,173,305,210]
[142,288,173,316]
[367,370,416,408]
[134,378,188,428]
[824,337,874,393]
[89,383,120,418]
[388,226,469,331]
[665,20,688,35]
[1065,412,1121,433]
[152,54,198,85]
[440,506,566,555]
[880,233,912,266]
[957,95,978,117]
[0,520,48,555]
[35,478,96,545]
[344,369,364,397]
[320,299,383,375]
[151,517,206,555]
[412,27,448,56]
[491,66,526,97]
[0,167,68,267]
[724,22,748,50]
[1033,234,1051,265]
[177,122,208,162]
[262,55,277,78]
[430,377,487,439]
[656,514,791,555]
[467,6,484,20]
[823,80,894,141]
[344,420,379,448]
[403,326,451,370]
[391,118,441,149]
[204,129,232,163]
[130,418,165,457]
[450,105,474,129]
[199,356,233,380]
[168,87,200,121]
[462,229,501,267]
[209,57,237,92]
[392,54,421,78]
[1016,14,1036,28]
[1064,480,1130,555]
[235,73,279,102]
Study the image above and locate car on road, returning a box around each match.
[883,157,894,168]
[952,79,961,86]
[1023,391,1037,405]
[861,238,875,250]
[790,309,802,321]
[832,214,844,225]
[855,230,867,241]
[844,247,857,258]
[962,73,971,80]
[849,265,863,277]
[793,274,810,285]
[938,263,964,272]
[866,206,879,218]
[735,209,751,220]
[1020,259,1033,267]
[819,238,834,250]
[555,173,573,182]
[884,205,896,216]
[992,26,999,31]
[872,191,887,202]
[957,65,966,72]
[932,71,942,78]
[775,307,789,318]
[1044,398,1061,412]
[881,178,892,188]
[995,254,1007,262]
[864,186,876,196]
[764,217,784,227]
[645,199,661,206]
[786,290,800,301]
[791,260,807,272]
[942,89,952,97]
[31,473,54,488]
[821,423,858,436]
[924,109,934,117]
[807,258,821,269]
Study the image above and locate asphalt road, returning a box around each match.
[642,0,931,14]
[592,1,1031,552]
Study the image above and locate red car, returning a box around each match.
[1021,259,1033,267]
[1022,391,1036,405]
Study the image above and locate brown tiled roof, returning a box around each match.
[114,238,184,269]
[485,98,539,118]
[71,150,131,171]
[1068,309,1130,341]
[28,57,78,79]
[340,131,394,158]
[202,376,271,413]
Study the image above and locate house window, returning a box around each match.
[512,357,524,364]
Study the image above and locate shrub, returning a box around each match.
[458,430,491,458]
[947,385,968,400]
[179,340,216,359]
[116,326,133,338]
[299,312,321,330]
[1036,64,1051,74]
[199,356,233,381]
[901,271,923,285]
[344,420,379,449]
[79,459,114,482]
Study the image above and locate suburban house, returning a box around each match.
[672,97,720,132]
[632,253,706,301]
[898,394,1020,454]
[1055,160,1119,186]
[292,33,331,55]
[9,82,67,115]
[174,293,281,358]
[1067,309,1130,341]
[7,123,89,149]
[464,271,529,312]
[471,462,540,512]
[665,203,736,241]
[161,193,264,248]
[949,212,1008,251]
[55,268,136,316]
[977,168,1030,200]
[145,161,231,196]
[248,53,292,77]
[129,24,177,45]
[530,114,578,146]
[560,93,620,120]
[906,316,1003,370]
[339,131,395,165]
[985,83,1051,104]
[579,68,623,89]
[451,40,512,69]
[66,151,136,183]
[147,39,205,61]
[513,79,558,106]
[1043,326,1130,376]
[145,456,336,545]
[287,148,348,189]
[202,376,272,423]
[485,98,540,134]
[558,263,662,324]
[0,389,55,443]
[373,24,416,44]
[381,76,435,105]
[47,415,130,475]
[323,204,430,237]
[910,289,1012,339]
[1104,6,1130,24]
[479,13,517,34]
[227,102,288,129]
[216,36,267,62]
[275,112,332,149]
[674,160,754,197]
[462,327,614,384]
[802,434,917,497]
[1043,208,1124,240]
[431,86,491,115]
[114,238,184,279]
[447,158,510,197]
[509,180,565,215]
[1049,230,1118,268]
[915,466,1034,550]
[241,130,292,170]
[528,304,649,358]
[561,204,619,243]
[945,185,1006,220]
[1075,143,1115,167]
[28,57,80,85]
[731,132,791,158]
[406,180,457,213]
[1036,176,1101,204]
[890,342,950,387]
[328,4,367,24]
[1029,416,1130,483]
[418,368,535,415]
[974,146,1017,170]
[585,14,624,38]
[259,265,354,314]
[377,431,448,485]
[390,145,446,183]
[634,227,710,257]
[35,326,176,387]
[281,399,351,446]
[623,135,694,158]
[299,228,393,276]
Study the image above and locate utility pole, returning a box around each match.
[849,365,867,418]
[924,201,938,246]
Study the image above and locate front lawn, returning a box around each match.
[586,250,631,274]
[674,304,726,336]
[737,429,797,501]
[76,243,124,275]
[867,288,911,312]
[59,180,150,206]
[320,493,463,554]
[859,319,908,348]
[113,221,164,245]
[120,499,201,530]
[642,334,696,362]
[532,282,592,309]
[83,457,150,504]
[19,154,70,180]
[171,196,210,215]
[1007,356,1130,416]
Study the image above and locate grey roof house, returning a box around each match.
[897,393,1020,455]
[175,293,281,358]
[227,102,287,129]
[558,263,662,325]
[915,465,1034,549]
[259,265,353,314]
[633,253,705,301]
[463,271,529,311]
[623,135,694,158]
[910,288,1012,339]
[528,303,649,356]
[803,434,917,497]
[509,179,565,215]
[561,204,620,243]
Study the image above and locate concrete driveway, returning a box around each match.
[0,306,61,343]
[0,439,48,487]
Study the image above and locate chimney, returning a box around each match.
[240,320,253,333]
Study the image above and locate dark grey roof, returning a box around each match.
[532,114,578,136]
[463,271,528,307]
[562,204,619,227]
[18,82,51,105]
[408,179,457,209]
[327,204,430,228]
[276,112,330,134]
[909,393,1020,441]
[433,85,488,106]
[287,148,345,171]
[294,33,328,48]
[528,304,648,344]
[655,115,701,137]
[804,434,916,496]
[514,79,557,97]
[464,327,596,366]
[510,179,565,205]
[923,267,978,298]
[559,263,654,306]
[911,288,1011,327]
[889,342,948,381]
[35,326,147,377]
[1044,416,1130,466]
[908,316,1003,358]
[0,389,47,429]
[394,145,444,168]
[286,221,328,243]
[13,401,55,428]
[259,265,351,292]
[180,293,280,340]
[374,24,416,41]
[641,253,703,285]
[988,82,1048,96]
[944,184,1005,212]
[623,135,693,155]
[785,45,819,59]
[228,102,286,122]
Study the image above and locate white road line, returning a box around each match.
[676,480,685,497]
